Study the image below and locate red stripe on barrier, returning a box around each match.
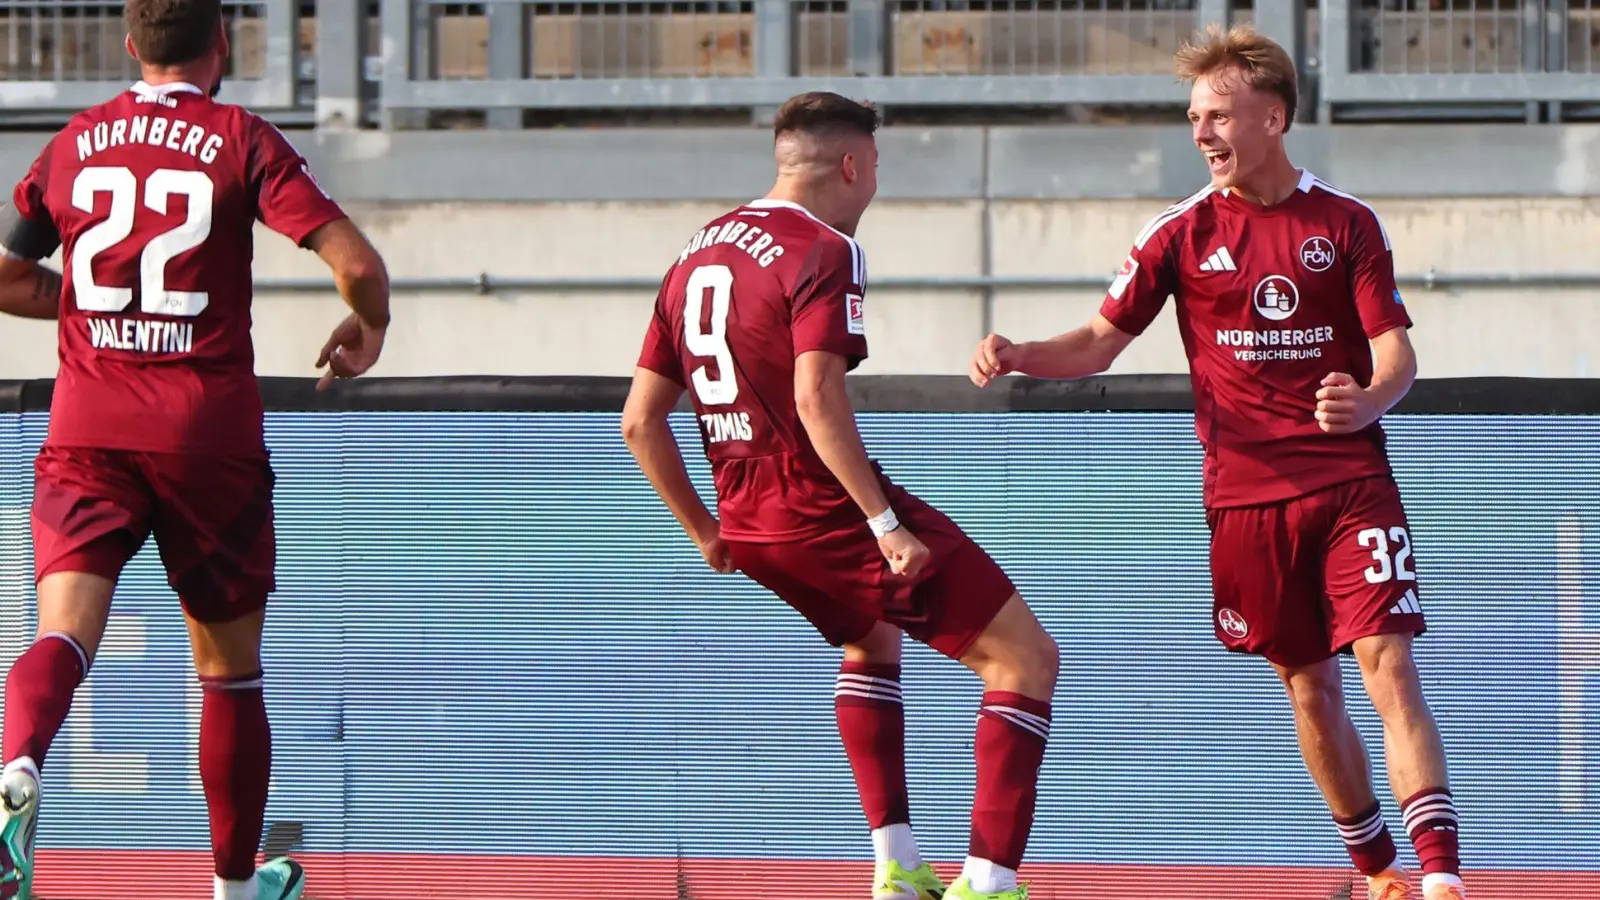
[32,850,1600,900]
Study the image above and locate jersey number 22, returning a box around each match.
[72,166,215,317]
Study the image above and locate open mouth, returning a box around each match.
[1203,148,1232,173]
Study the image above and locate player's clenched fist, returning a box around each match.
[878,527,931,580]
[695,531,737,574]
[969,333,1019,388]
[1314,371,1381,434]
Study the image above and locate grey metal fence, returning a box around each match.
[0,0,303,123]
[0,0,1592,126]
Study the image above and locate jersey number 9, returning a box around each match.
[684,263,738,407]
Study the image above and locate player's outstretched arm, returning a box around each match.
[304,219,391,391]
[795,349,930,579]
[970,314,1136,386]
[621,367,733,573]
[0,255,60,320]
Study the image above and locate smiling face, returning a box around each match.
[1174,24,1300,195]
[1189,64,1287,191]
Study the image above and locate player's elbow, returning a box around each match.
[620,403,665,449]
[795,379,841,429]
[335,251,389,298]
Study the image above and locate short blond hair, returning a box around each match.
[1175,23,1299,130]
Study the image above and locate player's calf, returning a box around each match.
[838,622,926,884]
[952,594,1058,897]
[3,571,112,772]
[1352,635,1463,898]
[1276,660,1405,890]
[187,609,277,898]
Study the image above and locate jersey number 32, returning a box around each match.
[72,166,215,317]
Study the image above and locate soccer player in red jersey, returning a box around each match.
[623,92,1059,900]
[969,25,1465,900]
[0,2,390,899]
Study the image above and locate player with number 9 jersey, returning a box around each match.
[626,93,1061,900]
[640,198,877,543]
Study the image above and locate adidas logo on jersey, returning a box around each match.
[1199,247,1237,272]
[1389,589,1423,616]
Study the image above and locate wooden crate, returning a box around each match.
[891,10,1188,76]
[1366,11,1525,72]
[529,12,753,79]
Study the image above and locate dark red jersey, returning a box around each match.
[637,198,877,542]
[1100,170,1413,509]
[5,81,347,456]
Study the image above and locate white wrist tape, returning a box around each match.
[867,508,900,538]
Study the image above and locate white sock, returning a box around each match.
[1,756,40,808]
[1,756,38,783]
[871,823,922,869]
[1421,873,1465,895]
[1367,865,1408,886]
[961,856,1017,894]
[215,875,257,900]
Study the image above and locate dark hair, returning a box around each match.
[773,92,880,141]
[125,0,223,67]
[1175,23,1299,130]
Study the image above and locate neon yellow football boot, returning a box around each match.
[872,858,948,899]
[945,875,1029,900]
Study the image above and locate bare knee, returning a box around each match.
[35,572,116,663]
[960,593,1058,701]
[842,620,903,666]
[1277,658,1349,727]
[1352,633,1427,723]
[186,609,266,680]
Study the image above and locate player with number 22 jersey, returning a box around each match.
[0,3,391,900]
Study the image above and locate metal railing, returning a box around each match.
[1322,0,1600,118]
[0,0,303,122]
[0,0,1592,126]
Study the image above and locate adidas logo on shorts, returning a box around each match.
[1389,588,1422,616]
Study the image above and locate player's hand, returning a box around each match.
[316,314,386,392]
[878,527,931,580]
[970,333,1020,388]
[1314,372,1381,434]
[695,532,736,574]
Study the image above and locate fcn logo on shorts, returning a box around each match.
[1217,607,1249,639]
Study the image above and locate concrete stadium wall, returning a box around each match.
[0,124,1596,380]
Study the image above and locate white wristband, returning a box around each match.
[867,507,900,538]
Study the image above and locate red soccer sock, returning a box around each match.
[3,632,88,768]
[1334,801,1399,876]
[969,691,1052,872]
[1402,786,1461,877]
[834,662,911,830]
[200,672,272,881]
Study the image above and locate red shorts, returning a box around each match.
[728,489,1016,660]
[31,446,277,623]
[1206,475,1426,668]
